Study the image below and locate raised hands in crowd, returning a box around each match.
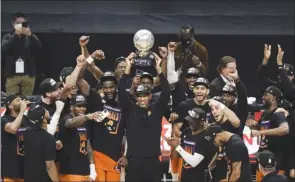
[1,26,294,182]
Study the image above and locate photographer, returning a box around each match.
[2,12,41,97]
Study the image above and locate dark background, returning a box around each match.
[1,0,294,96]
[1,33,294,96]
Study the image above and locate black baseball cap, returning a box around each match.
[27,104,46,125]
[284,63,294,76]
[193,77,210,88]
[4,93,19,107]
[115,56,126,68]
[221,84,237,95]
[185,67,201,77]
[135,84,151,96]
[60,67,74,83]
[140,72,154,83]
[256,150,276,168]
[204,124,223,143]
[70,94,87,106]
[185,108,207,123]
[264,86,282,99]
[39,78,62,94]
[100,71,118,84]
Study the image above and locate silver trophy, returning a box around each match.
[133,29,155,57]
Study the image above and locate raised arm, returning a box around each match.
[153,53,170,109]
[1,33,19,53]
[153,46,168,86]
[29,34,41,49]
[276,44,295,100]
[60,55,88,100]
[118,53,135,110]
[4,100,29,134]
[228,70,248,124]
[210,99,240,128]
[47,101,65,135]
[86,50,105,81]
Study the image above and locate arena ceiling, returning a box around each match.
[2,1,294,35]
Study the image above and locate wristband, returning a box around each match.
[89,164,97,180]
[175,145,182,153]
[86,56,95,64]
[278,65,284,69]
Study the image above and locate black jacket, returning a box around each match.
[1,32,41,77]
[209,76,226,97]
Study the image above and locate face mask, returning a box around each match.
[14,23,22,30]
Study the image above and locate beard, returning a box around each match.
[104,92,117,102]
[263,100,272,109]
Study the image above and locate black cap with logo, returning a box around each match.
[70,94,88,106]
[135,84,151,96]
[100,71,118,84]
[140,72,154,82]
[39,78,62,94]
[204,124,223,143]
[184,108,207,123]
[193,77,210,88]
[60,67,74,83]
[27,104,46,125]
[115,56,126,68]
[4,93,19,107]
[256,150,276,168]
[221,84,237,95]
[264,86,282,99]
[185,67,201,77]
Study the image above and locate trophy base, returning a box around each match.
[136,50,151,58]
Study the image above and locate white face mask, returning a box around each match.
[14,23,22,30]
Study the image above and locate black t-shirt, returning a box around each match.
[119,73,170,157]
[175,98,211,131]
[87,89,125,161]
[225,135,252,182]
[258,111,288,169]
[23,127,56,182]
[59,115,90,175]
[219,119,240,135]
[261,171,288,182]
[213,119,240,181]
[258,111,287,151]
[1,115,23,178]
[180,131,215,182]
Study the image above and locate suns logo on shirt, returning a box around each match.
[217,145,226,160]
[103,105,122,135]
[16,127,28,156]
[259,120,270,148]
[260,120,270,130]
[182,140,196,169]
[77,127,88,155]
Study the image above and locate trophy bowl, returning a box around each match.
[133,29,154,57]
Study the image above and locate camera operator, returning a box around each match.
[2,12,41,97]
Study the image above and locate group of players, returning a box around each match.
[1,25,295,182]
